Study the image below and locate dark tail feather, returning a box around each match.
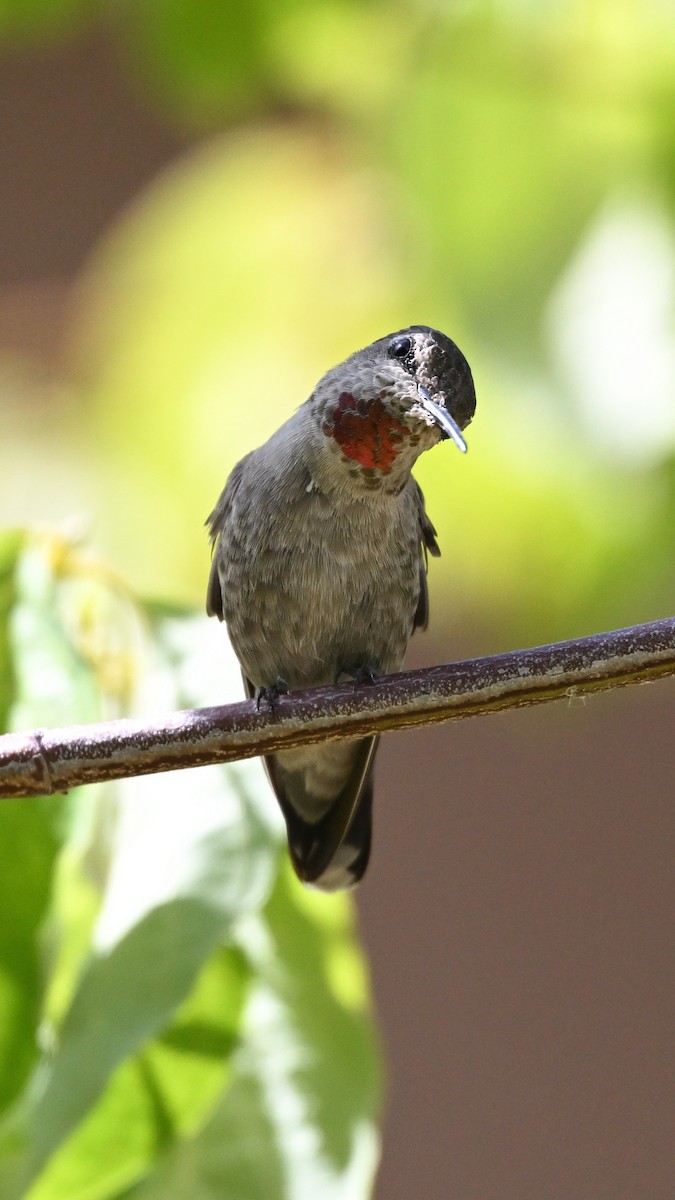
[241,672,377,890]
[267,740,377,891]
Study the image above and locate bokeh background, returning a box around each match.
[0,1,673,1197]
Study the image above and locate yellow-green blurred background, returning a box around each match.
[0,2,673,1198]
[3,0,674,645]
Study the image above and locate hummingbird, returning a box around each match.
[206,325,475,891]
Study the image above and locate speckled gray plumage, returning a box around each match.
[207,325,475,891]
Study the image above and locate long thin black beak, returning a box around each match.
[417,385,468,453]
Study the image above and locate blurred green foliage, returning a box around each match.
[0,0,94,44]
[1,0,674,649]
[1,2,674,1196]
[0,531,380,1200]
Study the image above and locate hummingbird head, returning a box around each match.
[315,325,476,489]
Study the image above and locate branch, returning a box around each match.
[1,617,673,800]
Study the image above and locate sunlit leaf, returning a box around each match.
[20,604,282,1189]
[24,946,248,1200]
[0,528,22,730]
[129,868,381,1200]
[0,534,93,1124]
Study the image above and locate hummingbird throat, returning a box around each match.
[322,392,410,473]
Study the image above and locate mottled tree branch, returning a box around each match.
[1,617,673,799]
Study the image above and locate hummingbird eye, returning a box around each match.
[388,335,412,360]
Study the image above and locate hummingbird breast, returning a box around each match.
[215,434,422,692]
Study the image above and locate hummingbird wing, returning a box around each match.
[413,480,440,632]
[205,552,224,621]
[242,673,377,891]
[205,455,250,620]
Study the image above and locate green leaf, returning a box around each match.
[0,528,23,731]
[22,633,281,1187]
[0,538,379,1199]
[0,534,77,1122]
[26,899,233,1178]
[0,796,66,1118]
[129,1067,286,1200]
[16,602,281,1192]
[129,868,381,1200]
[259,868,381,1181]
[24,946,249,1200]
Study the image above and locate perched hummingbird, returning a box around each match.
[206,325,475,891]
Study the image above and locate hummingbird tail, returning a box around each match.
[265,736,377,892]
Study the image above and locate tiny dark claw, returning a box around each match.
[335,662,380,687]
[255,676,289,711]
[353,664,380,688]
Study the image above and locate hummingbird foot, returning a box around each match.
[353,663,380,688]
[255,676,289,711]
[335,662,380,687]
